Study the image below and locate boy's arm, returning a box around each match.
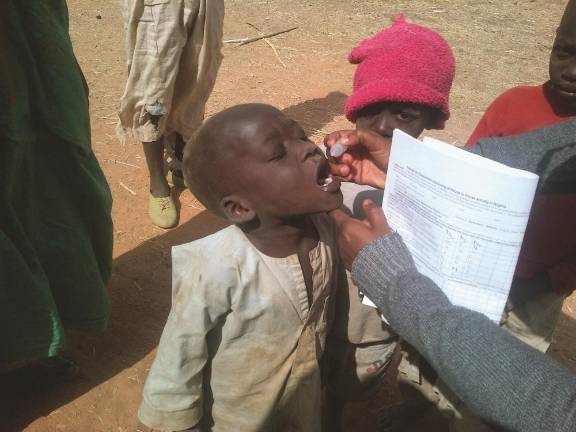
[138,255,234,432]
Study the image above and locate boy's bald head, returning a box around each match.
[183,104,284,215]
[184,103,343,224]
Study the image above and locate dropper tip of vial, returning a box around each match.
[330,142,346,157]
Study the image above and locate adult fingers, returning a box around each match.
[362,200,390,233]
[324,130,355,149]
[329,209,352,230]
[325,128,391,156]
[328,161,351,178]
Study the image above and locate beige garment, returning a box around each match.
[326,271,398,399]
[324,173,397,400]
[118,0,224,142]
[139,214,341,432]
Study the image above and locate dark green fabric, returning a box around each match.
[0,1,113,363]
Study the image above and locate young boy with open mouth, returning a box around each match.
[138,104,344,432]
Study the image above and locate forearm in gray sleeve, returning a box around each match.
[351,234,576,432]
[466,118,576,191]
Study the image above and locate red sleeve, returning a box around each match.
[547,256,576,297]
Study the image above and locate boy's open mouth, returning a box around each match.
[315,159,341,193]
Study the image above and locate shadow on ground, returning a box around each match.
[282,90,347,134]
[1,210,227,431]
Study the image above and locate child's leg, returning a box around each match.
[434,380,502,432]
[501,280,564,352]
[143,139,177,228]
[143,139,170,198]
[326,275,400,431]
[165,132,188,188]
[397,355,502,431]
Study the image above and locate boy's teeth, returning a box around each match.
[321,176,333,187]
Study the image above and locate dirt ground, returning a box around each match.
[3,0,576,431]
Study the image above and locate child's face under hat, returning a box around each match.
[219,106,343,222]
[356,101,438,139]
[345,15,455,129]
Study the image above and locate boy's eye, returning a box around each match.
[296,128,309,141]
[268,150,287,161]
[398,111,418,122]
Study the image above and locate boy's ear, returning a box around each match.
[220,195,256,224]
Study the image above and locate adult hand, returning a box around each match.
[330,200,391,270]
[324,129,391,189]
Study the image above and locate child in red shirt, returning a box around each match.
[466,0,576,352]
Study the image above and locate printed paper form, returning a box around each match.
[380,130,539,322]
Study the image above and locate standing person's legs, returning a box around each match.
[143,139,170,198]
[165,132,187,188]
[117,0,190,228]
[118,0,224,227]
[142,138,177,228]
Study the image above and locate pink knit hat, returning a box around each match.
[345,15,455,129]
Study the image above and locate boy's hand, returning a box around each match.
[330,200,391,270]
[324,129,391,189]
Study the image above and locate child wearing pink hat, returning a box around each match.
[347,14,454,138]
[326,15,456,431]
[338,14,455,217]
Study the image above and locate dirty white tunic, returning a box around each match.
[139,214,341,431]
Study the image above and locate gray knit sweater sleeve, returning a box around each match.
[466,118,576,192]
[352,233,576,432]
